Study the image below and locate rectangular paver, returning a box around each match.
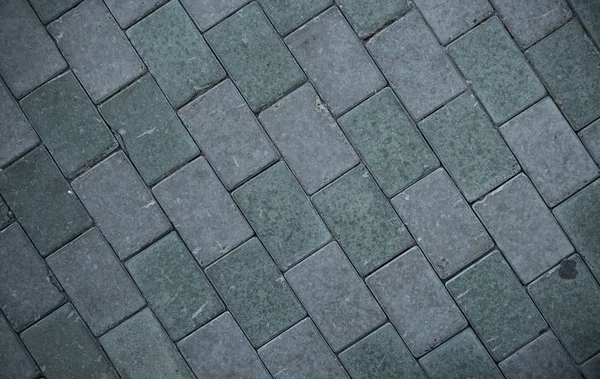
[29,0,82,23]
[103,0,167,28]
[337,0,410,38]
[582,353,600,379]
[569,0,600,45]
[0,313,38,379]
[260,0,331,35]
[180,0,250,31]
[0,197,11,230]
[579,119,600,164]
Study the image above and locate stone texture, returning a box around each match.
[0,313,38,379]
[0,197,12,232]
[103,0,167,28]
[366,11,466,120]
[393,169,494,279]
[336,0,409,38]
[260,0,332,35]
[29,0,82,23]
[286,7,386,116]
[569,0,600,45]
[582,353,600,379]
[579,119,600,164]
[259,84,359,194]
[180,0,250,31]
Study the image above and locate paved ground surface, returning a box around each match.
[1,0,600,378]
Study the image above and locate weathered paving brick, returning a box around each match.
[448,17,546,124]
[71,151,171,260]
[446,251,548,361]
[180,0,249,31]
[336,0,409,38]
[579,119,600,164]
[0,197,12,230]
[205,3,305,111]
[582,353,600,379]
[233,162,331,270]
[367,11,465,120]
[0,313,38,379]
[569,0,600,45]
[366,246,468,357]
[103,0,167,28]
[259,84,359,194]
[286,7,386,116]
[99,75,199,185]
[179,79,278,190]
[20,71,117,178]
[312,165,413,276]
[47,228,145,336]
[419,93,520,202]
[126,232,224,341]
[153,157,253,267]
[393,169,493,279]
[28,0,82,23]
[48,0,144,103]
[260,0,332,35]
[206,238,306,347]
[338,88,439,197]
[21,303,118,379]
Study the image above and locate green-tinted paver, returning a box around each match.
[338,88,439,197]
[336,0,409,38]
[21,303,117,379]
[205,2,305,111]
[126,232,224,341]
[98,75,199,184]
[312,165,413,276]
[446,251,548,361]
[28,0,80,23]
[127,1,225,108]
[206,238,306,347]
[420,93,520,202]
[528,255,600,363]
[20,71,117,178]
[0,147,91,256]
[448,17,545,124]
[260,0,331,35]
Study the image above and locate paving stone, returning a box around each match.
[127,1,225,108]
[258,318,348,379]
[205,238,306,347]
[0,313,38,379]
[232,162,331,270]
[312,165,413,276]
[180,0,249,31]
[47,228,145,336]
[0,147,92,256]
[367,11,465,120]
[336,0,409,38]
[98,75,199,184]
[28,0,82,23]
[100,308,194,379]
[71,151,171,260]
[47,0,144,103]
[259,84,359,194]
[419,329,504,379]
[153,157,253,267]
[205,3,305,112]
[21,303,118,379]
[582,353,600,379]
[338,88,439,197]
[569,0,600,45]
[579,119,600,164]
[447,251,548,361]
[393,169,494,279]
[474,174,574,283]
[20,71,117,178]
[366,246,468,357]
[260,0,331,35]
[126,232,224,341]
[0,0,67,98]
[178,312,270,379]
[178,79,278,190]
[526,20,600,130]
[448,17,546,124]
[0,197,12,230]
[498,331,582,379]
[419,93,520,202]
[0,224,65,331]
[103,0,167,28]
[285,7,386,116]
[412,0,493,44]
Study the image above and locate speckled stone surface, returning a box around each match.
[0,313,38,379]
[260,0,331,35]
[0,197,12,230]
[28,0,82,23]
[180,0,250,32]
[579,119,600,164]
[103,0,167,29]
[582,353,600,379]
[569,0,600,46]
[336,0,409,38]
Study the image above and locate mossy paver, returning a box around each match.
[260,0,331,35]
[0,313,38,379]
[336,0,409,38]
[103,0,167,28]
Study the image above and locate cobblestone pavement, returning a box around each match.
[1,0,600,378]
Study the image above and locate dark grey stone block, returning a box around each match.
[0,309,38,379]
[579,119,600,165]
[0,197,12,232]
[260,0,332,35]
[180,0,250,31]
[569,0,600,45]
[582,353,600,379]
[103,0,167,28]
[336,0,409,38]
[28,0,82,23]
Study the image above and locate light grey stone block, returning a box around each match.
[579,119,600,164]
[0,313,38,379]
[103,0,168,28]
[180,0,250,31]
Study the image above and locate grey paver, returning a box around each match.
[338,88,439,197]
[21,303,118,379]
[446,251,548,361]
[336,0,409,38]
[393,169,494,279]
[474,174,574,284]
[178,312,270,379]
[366,10,466,120]
[285,7,386,116]
[48,0,144,103]
[152,157,253,267]
[569,0,600,45]
[205,3,305,111]
[232,162,331,270]
[579,119,600,164]
[28,0,82,23]
[20,71,117,178]
[205,238,306,347]
[419,93,521,202]
[0,197,11,230]
[71,151,171,260]
[47,228,145,336]
[0,313,38,379]
[178,79,278,189]
[126,232,224,341]
[448,17,546,124]
[366,246,468,357]
[103,0,167,28]
[180,0,249,31]
[582,353,600,379]
[260,0,332,35]
[312,165,414,276]
[259,84,359,194]
[98,75,199,185]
